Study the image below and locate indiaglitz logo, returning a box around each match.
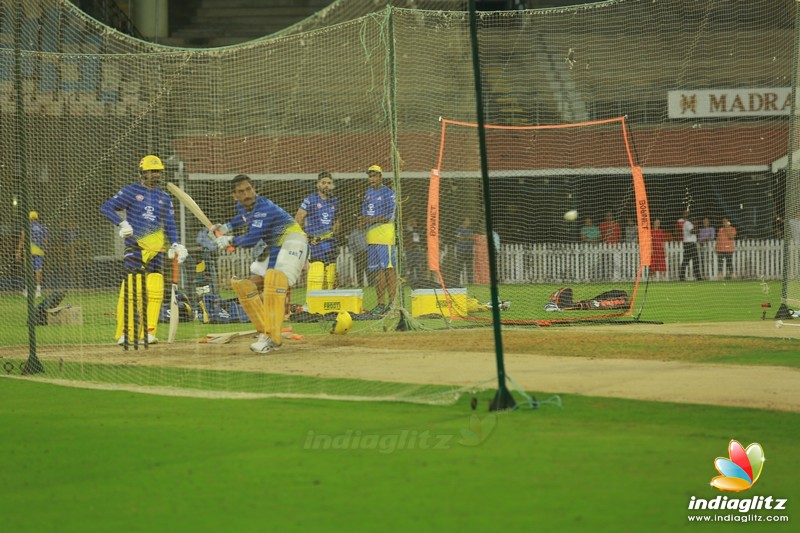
[711,440,765,492]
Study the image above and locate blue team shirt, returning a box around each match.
[300,193,338,237]
[100,182,178,243]
[361,185,395,225]
[227,196,295,249]
[30,221,48,250]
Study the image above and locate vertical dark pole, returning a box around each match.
[123,274,129,351]
[385,7,411,330]
[779,1,800,317]
[15,1,43,374]
[467,0,514,410]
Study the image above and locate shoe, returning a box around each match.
[250,333,276,354]
[544,303,561,312]
[116,333,158,345]
[368,304,388,315]
[499,300,511,311]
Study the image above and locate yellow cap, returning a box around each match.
[367,165,383,175]
[29,211,38,220]
[139,155,165,172]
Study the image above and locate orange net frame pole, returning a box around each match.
[426,116,650,324]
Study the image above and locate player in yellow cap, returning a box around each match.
[360,164,396,314]
[16,210,48,297]
[100,155,189,344]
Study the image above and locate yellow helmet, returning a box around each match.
[330,311,353,335]
[367,165,383,175]
[139,155,164,172]
[29,211,38,220]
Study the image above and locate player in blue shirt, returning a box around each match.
[360,165,396,314]
[296,171,339,291]
[211,174,308,354]
[16,211,48,297]
[100,155,188,344]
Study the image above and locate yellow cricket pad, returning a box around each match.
[466,297,489,313]
[263,269,288,346]
[146,272,164,336]
[324,263,336,290]
[307,261,325,291]
[231,277,265,333]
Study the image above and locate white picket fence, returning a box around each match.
[494,240,791,283]
[214,239,799,287]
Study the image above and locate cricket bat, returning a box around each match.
[168,256,180,343]
[201,330,257,344]
[166,182,235,252]
[201,327,295,344]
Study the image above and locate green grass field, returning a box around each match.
[1,280,797,529]
[0,280,784,345]
[0,378,797,530]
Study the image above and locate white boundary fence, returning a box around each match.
[214,239,797,288]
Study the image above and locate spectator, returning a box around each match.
[600,211,621,244]
[403,216,425,286]
[716,217,736,279]
[580,216,600,243]
[650,218,669,281]
[455,217,475,284]
[698,217,716,279]
[599,211,621,279]
[624,217,638,243]
[347,227,368,286]
[678,209,703,281]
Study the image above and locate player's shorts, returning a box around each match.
[367,244,396,272]
[123,231,166,272]
[31,256,44,271]
[309,238,336,265]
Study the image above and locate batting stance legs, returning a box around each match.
[234,231,308,354]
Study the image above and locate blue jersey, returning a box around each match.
[227,196,296,249]
[300,193,338,238]
[362,185,396,245]
[30,221,48,251]
[100,182,179,244]
[362,185,395,222]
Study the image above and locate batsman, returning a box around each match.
[210,174,308,354]
[100,155,189,344]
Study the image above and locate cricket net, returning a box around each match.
[427,117,651,325]
[0,0,796,402]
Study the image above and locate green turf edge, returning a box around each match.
[0,378,796,531]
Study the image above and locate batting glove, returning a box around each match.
[118,220,134,238]
[213,235,234,252]
[168,242,189,264]
[210,223,231,235]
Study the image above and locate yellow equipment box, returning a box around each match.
[307,289,364,315]
[411,288,467,318]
